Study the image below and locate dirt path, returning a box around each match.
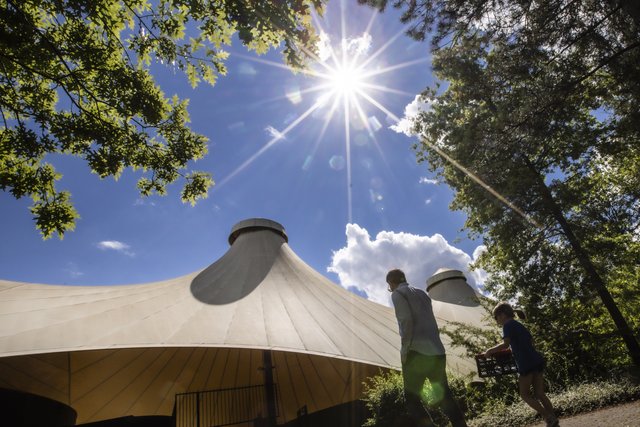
[525,400,640,427]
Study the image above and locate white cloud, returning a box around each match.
[472,245,487,261]
[424,198,432,205]
[317,31,332,62]
[471,245,489,284]
[390,95,432,136]
[96,240,135,257]
[344,32,372,55]
[317,31,372,62]
[328,224,486,306]
[265,126,285,141]
[419,177,438,185]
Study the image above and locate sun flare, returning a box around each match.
[326,63,366,97]
[216,7,428,224]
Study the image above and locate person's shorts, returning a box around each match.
[519,360,545,376]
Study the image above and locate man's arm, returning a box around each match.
[392,290,413,363]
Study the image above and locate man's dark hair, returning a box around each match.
[386,269,406,284]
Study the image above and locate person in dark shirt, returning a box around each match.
[485,302,559,427]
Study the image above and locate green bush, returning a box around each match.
[362,372,640,427]
[361,370,482,426]
[361,371,405,427]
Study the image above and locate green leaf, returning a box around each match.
[2,0,326,238]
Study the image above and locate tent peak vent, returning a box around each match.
[228,218,288,245]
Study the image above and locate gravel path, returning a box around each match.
[525,400,640,427]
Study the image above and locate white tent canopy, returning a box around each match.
[0,218,488,424]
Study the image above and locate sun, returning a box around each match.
[215,7,428,223]
[326,63,366,97]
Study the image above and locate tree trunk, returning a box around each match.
[525,159,640,367]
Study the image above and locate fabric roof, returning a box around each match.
[0,219,487,424]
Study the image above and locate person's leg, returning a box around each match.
[532,371,558,425]
[423,355,468,427]
[519,372,548,418]
[402,352,435,427]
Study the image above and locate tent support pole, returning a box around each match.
[263,350,278,426]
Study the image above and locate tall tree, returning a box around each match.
[1,0,324,238]
[360,0,640,368]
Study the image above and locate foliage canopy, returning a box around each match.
[1,0,324,238]
[361,0,640,368]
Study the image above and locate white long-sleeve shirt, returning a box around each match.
[392,282,446,362]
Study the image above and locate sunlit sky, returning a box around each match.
[0,0,486,306]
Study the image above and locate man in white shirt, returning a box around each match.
[387,268,468,427]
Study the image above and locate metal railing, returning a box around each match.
[175,384,279,427]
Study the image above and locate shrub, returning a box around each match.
[362,371,640,427]
[361,370,479,426]
[362,370,405,427]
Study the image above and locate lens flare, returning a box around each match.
[327,64,365,97]
[214,3,428,224]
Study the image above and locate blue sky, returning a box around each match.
[0,1,486,306]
